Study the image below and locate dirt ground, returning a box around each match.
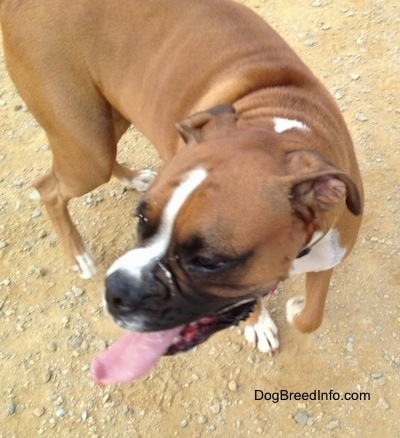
[1,0,399,436]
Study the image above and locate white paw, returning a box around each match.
[123,169,157,192]
[74,248,98,279]
[286,296,305,325]
[244,307,279,354]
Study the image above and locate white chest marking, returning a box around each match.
[107,168,208,277]
[273,117,310,134]
[290,229,346,276]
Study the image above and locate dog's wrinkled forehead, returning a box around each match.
[107,168,207,275]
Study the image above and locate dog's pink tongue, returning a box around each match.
[91,326,182,385]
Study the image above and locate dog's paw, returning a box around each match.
[123,169,157,192]
[244,307,279,354]
[74,248,98,279]
[286,296,305,325]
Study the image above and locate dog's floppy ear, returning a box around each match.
[286,150,362,218]
[176,104,237,145]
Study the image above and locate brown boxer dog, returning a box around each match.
[1,0,363,384]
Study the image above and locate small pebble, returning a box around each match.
[355,112,368,122]
[47,342,57,352]
[12,179,24,188]
[326,419,340,430]
[221,398,229,408]
[231,342,242,353]
[53,396,64,406]
[210,402,221,414]
[228,380,238,392]
[198,415,207,424]
[95,340,107,351]
[247,355,255,365]
[56,408,67,418]
[42,370,52,383]
[294,411,309,426]
[374,376,386,386]
[371,372,383,379]
[33,406,46,417]
[38,230,48,239]
[29,190,41,201]
[72,286,85,297]
[109,188,125,197]
[1,278,11,287]
[122,405,131,415]
[356,36,365,44]
[32,210,42,218]
[304,39,317,47]
[82,410,89,421]
[6,403,16,416]
[179,419,188,428]
[70,337,83,348]
[378,397,390,411]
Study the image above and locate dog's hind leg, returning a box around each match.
[2,15,152,278]
[110,110,157,192]
[22,89,124,277]
[112,162,157,193]
[33,107,156,277]
[33,119,119,278]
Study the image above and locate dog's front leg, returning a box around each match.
[286,269,334,333]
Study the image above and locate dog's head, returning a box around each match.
[93,105,362,384]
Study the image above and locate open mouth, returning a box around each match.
[165,299,256,355]
[91,299,256,385]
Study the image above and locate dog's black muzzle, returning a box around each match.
[104,261,250,332]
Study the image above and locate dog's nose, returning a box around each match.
[105,270,142,314]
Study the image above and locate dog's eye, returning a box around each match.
[189,255,227,271]
[135,200,149,223]
[137,212,148,224]
[135,208,157,241]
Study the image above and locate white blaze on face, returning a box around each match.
[107,168,208,277]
